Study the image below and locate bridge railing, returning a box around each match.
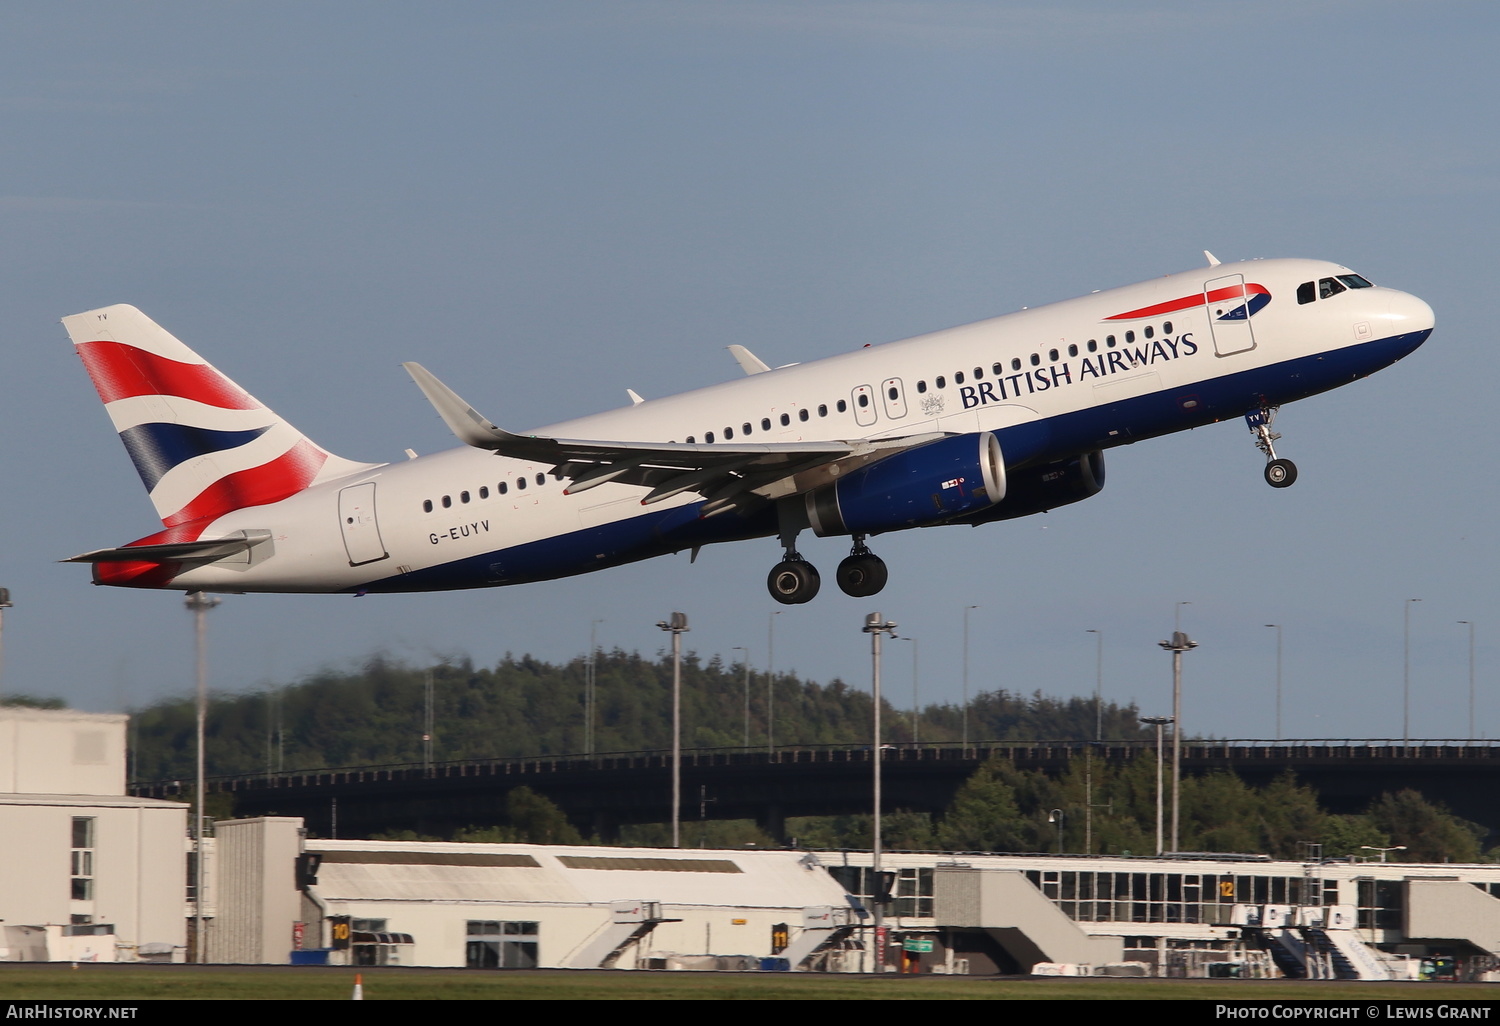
[127,737,1500,796]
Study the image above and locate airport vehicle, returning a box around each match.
[61,254,1433,603]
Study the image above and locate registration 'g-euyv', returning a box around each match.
[61,254,1434,604]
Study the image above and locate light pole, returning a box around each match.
[1405,598,1421,746]
[185,590,220,963]
[1265,624,1282,740]
[962,605,979,754]
[586,619,604,757]
[1085,629,1102,854]
[656,612,689,848]
[897,636,919,745]
[1047,808,1065,853]
[1140,715,1173,856]
[732,646,751,751]
[863,612,898,974]
[767,610,781,756]
[0,587,11,703]
[1459,621,1476,738]
[1158,630,1197,853]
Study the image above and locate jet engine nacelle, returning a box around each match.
[948,450,1105,527]
[805,432,1006,537]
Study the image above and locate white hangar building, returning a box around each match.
[0,706,188,962]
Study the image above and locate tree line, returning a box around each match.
[112,651,1492,862]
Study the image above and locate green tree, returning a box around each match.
[934,757,1030,852]
[1365,789,1484,863]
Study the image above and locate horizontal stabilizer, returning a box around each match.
[65,530,271,564]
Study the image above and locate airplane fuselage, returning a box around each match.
[72,257,1434,597]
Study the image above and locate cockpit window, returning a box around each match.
[1318,277,1347,300]
[1336,273,1373,289]
[1297,281,1316,305]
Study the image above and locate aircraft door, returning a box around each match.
[851,384,878,427]
[338,482,390,566]
[1204,274,1257,356]
[880,378,908,420]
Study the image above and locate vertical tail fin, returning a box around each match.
[63,305,376,528]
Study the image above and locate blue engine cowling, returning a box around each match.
[805,432,1006,537]
[945,450,1105,527]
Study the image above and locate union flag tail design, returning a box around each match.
[63,304,373,529]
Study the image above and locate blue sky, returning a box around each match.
[1,2,1495,743]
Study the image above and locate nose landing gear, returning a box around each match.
[1246,406,1297,488]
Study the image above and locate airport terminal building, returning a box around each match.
[5,706,1500,978]
[209,816,1500,980]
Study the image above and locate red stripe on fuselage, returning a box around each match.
[162,437,328,527]
[1106,283,1269,321]
[75,341,261,409]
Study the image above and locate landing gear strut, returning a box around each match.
[1246,406,1297,488]
[836,536,887,598]
[767,513,820,605]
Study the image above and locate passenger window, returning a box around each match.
[798,409,809,422]
[1087,340,1097,352]
[536,473,545,486]
[686,435,695,444]
[818,404,828,417]
[1125,330,1135,343]
[1297,282,1316,305]
[779,413,790,426]
[917,380,927,393]
[1319,277,1346,299]
[936,376,946,388]
[1068,344,1078,357]
[516,477,526,490]
[479,486,489,499]
[954,371,965,384]
[1011,358,1021,371]
[992,363,1003,376]
[423,499,433,513]
[706,431,715,442]
[1163,321,1173,333]
[1106,335,1116,348]
[762,418,771,431]
[1144,326,1154,339]
[837,399,847,413]
[1048,349,1059,362]
[724,426,733,439]
[442,495,452,508]
[973,366,983,379]
[743,422,752,435]
[858,394,869,407]
[887,386,898,400]
[498,482,508,495]
[461,491,471,504]
[1029,354,1040,367]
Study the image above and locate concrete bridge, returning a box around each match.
[130,739,1500,841]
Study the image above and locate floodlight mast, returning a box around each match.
[656,612,689,848]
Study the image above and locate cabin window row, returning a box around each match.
[422,473,550,512]
[913,322,1174,393]
[676,320,1179,442]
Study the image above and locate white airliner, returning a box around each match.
[62,254,1433,603]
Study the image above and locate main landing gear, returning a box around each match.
[767,534,888,605]
[1246,405,1298,489]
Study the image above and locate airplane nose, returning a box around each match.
[1384,289,1436,335]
